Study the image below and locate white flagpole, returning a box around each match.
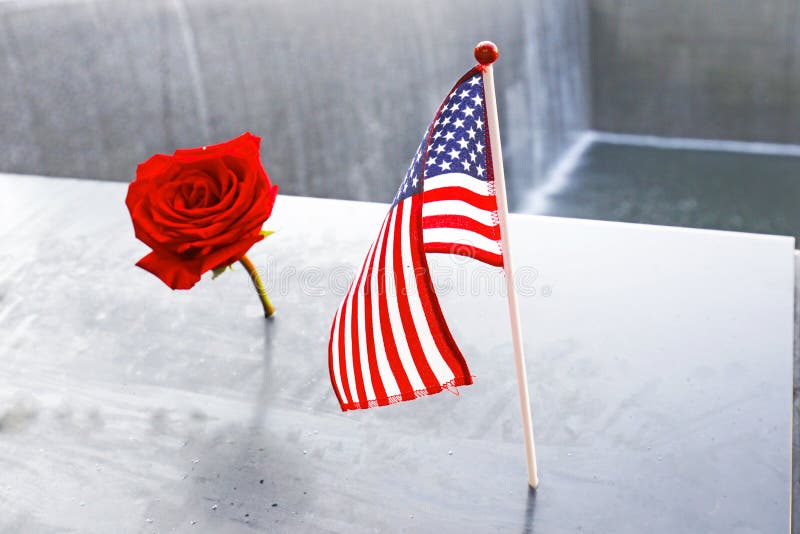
[476,41,539,489]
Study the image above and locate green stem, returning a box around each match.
[239,255,275,318]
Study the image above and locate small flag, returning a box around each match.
[328,66,503,411]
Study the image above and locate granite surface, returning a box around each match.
[0,174,793,533]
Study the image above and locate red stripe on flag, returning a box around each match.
[348,259,368,407]
[422,214,500,240]
[392,200,440,391]
[410,195,473,384]
[376,209,415,401]
[423,241,504,267]
[422,186,498,211]
[327,311,345,409]
[361,217,389,409]
[336,288,353,407]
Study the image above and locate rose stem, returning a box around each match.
[239,255,275,318]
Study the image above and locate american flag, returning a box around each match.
[329,66,503,411]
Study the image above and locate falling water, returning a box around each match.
[0,0,590,209]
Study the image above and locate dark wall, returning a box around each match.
[590,0,800,144]
[0,0,589,206]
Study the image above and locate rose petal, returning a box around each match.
[173,132,261,162]
[198,234,264,274]
[136,154,177,182]
[127,132,277,289]
[136,250,203,290]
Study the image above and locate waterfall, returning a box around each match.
[0,0,591,210]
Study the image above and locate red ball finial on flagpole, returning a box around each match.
[474,41,499,66]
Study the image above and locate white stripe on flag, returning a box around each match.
[422,226,502,255]
[400,197,455,384]
[356,242,376,402]
[383,204,425,392]
[422,199,496,227]
[370,213,400,398]
[341,284,358,403]
[423,172,491,196]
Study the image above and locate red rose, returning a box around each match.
[126,132,278,290]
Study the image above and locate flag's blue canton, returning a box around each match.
[392,72,486,207]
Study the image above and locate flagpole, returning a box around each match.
[476,41,539,489]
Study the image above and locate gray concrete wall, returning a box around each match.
[0,0,589,206]
[590,0,800,144]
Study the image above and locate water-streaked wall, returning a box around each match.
[590,0,800,144]
[0,0,590,208]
